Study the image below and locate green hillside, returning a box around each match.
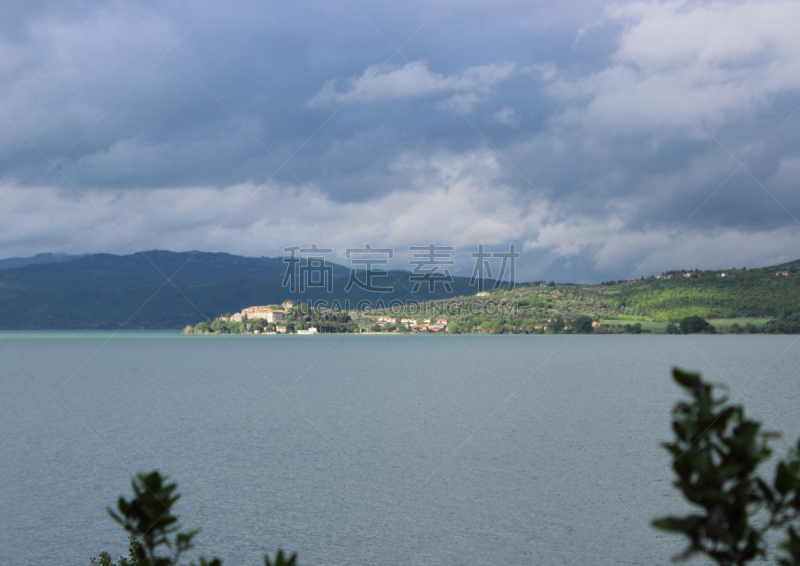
[358,261,800,335]
[597,264,800,321]
[500,263,800,324]
[0,251,798,331]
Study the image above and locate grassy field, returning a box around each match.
[600,320,669,333]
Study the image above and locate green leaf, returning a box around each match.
[652,516,686,533]
[672,368,700,388]
[776,462,796,495]
[779,526,800,566]
[265,550,298,566]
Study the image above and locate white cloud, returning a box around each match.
[524,215,800,278]
[489,107,520,126]
[0,150,539,268]
[3,140,799,281]
[539,0,800,133]
[306,61,517,113]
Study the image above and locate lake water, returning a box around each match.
[1,333,798,566]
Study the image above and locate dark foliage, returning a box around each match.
[764,316,800,335]
[570,315,594,333]
[654,369,800,565]
[679,315,716,334]
[93,471,295,566]
[283,303,356,334]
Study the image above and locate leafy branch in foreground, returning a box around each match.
[92,369,800,566]
[654,368,800,565]
[92,471,295,566]
[90,533,143,566]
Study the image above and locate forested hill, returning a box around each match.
[0,251,493,329]
[478,260,800,327]
[0,252,86,270]
[370,261,800,334]
[593,262,800,321]
[0,251,798,329]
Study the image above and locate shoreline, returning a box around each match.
[0,330,777,337]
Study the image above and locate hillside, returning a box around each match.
[0,251,494,329]
[359,261,800,334]
[0,251,798,330]
[594,264,800,321]
[0,252,87,270]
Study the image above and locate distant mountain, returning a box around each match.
[0,250,494,329]
[0,252,87,270]
[5,250,794,330]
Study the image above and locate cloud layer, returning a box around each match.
[0,0,798,281]
[307,61,517,113]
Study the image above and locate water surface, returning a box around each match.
[1,333,798,565]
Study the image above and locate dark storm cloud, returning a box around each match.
[0,0,604,191]
[1,0,799,281]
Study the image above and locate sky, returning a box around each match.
[0,0,799,283]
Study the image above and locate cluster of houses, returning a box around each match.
[226,306,286,323]
[216,302,452,333]
[656,272,727,279]
[532,318,602,331]
[219,301,300,334]
[656,270,793,279]
[374,316,448,332]
[656,272,703,279]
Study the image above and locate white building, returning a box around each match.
[230,306,285,323]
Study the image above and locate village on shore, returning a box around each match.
[184,262,800,336]
[184,293,607,336]
[184,299,453,335]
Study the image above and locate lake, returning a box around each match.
[1,333,798,565]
